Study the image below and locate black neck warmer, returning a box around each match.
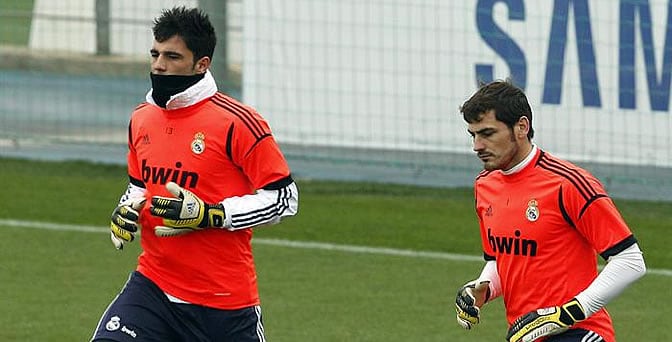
[150,73,206,108]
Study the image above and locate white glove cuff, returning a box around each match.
[478,260,502,302]
[119,182,147,205]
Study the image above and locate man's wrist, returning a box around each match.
[206,203,226,228]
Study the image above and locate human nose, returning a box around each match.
[152,56,167,73]
[472,135,485,152]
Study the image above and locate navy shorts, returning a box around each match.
[546,328,604,341]
[90,271,266,342]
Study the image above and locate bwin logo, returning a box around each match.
[121,326,138,338]
[142,159,199,188]
[487,229,537,256]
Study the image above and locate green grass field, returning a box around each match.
[0,0,34,45]
[1,157,671,341]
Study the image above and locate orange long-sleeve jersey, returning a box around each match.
[474,149,637,342]
[127,92,291,310]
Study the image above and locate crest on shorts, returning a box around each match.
[526,199,539,222]
[191,132,205,154]
[105,316,121,331]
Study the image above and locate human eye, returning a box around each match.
[479,128,498,138]
[166,53,182,60]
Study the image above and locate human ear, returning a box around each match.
[194,56,211,74]
[516,117,530,138]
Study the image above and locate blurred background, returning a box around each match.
[1,0,671,201]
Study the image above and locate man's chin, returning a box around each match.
[482,162,499,171]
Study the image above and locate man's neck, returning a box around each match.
[502,143,536,175]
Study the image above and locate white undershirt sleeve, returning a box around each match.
[221,181,299,231]
[575,243,646,317]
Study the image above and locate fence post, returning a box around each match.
[199,0,232,92]
[95,0,110,55]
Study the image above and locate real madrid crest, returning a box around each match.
[191,132,206,154]
[105,316,121,331]
[526,199,539,222]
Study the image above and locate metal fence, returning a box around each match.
[1,0,671,201]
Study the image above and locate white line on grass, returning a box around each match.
[2,218,670,277]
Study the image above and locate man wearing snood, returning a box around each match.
[91,6,299,342]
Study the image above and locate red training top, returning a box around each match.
[474,149,636,342]
[127,92,291,309]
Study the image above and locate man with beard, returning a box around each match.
[454,80,645,342]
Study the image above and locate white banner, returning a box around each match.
[29,0,198,56]
[243,0,672,168]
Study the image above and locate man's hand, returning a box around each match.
[506,298,586,342]
[455,280,491,329]
[150,182,226,236]
[110,197,146,250]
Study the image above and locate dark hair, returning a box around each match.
[460,79,534,140]
[152,6,216,64]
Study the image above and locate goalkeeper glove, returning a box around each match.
[110,197,146,250]
[149,181,226,236]
[455,280,491,329]
[506,298,586,342]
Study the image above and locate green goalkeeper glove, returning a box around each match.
[455,280,491,329]
[149,182,226,236]
[110,197,146,250]
[506,298,586,342]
